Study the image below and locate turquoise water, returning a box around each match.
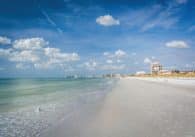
[0,78,115,137]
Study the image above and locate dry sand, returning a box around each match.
[41,78,195,137]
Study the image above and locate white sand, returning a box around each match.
[134,77,195,86]
[41,78,195,137]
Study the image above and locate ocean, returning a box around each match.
[0,78,116,137]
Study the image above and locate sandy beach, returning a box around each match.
[41,78,195,137]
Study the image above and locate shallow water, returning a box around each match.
[0,78,116,137]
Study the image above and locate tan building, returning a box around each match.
[151,62,162,74]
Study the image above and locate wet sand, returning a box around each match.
[41,78,195,137]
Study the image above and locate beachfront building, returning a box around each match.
[151,62,162,74]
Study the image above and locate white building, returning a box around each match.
[151,62,162,74]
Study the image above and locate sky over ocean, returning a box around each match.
[0,0,195,77]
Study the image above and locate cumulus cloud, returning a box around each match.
[106,59,113,64]
[104,49,127,58]
[96,14,120,26]
[165,40,189,48]
[0,48,12,57]
[103,49,127,67]
[44,47,79,62]
[84,61,97,70]
[103,52,110,56]
[115,49,126,58]
[13,37,48,50]
[9,50,40,63]
[0,36,11,45]
[144,57,152,64]
[0,37,80,70]
[117,59,122,63]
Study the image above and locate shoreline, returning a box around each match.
[41,78,195,137]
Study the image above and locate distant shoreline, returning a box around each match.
[132,76,195,78]
[126,76,195,86]
[131,73,195,78]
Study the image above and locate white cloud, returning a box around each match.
[115,49,126,58]
[123,4,179,31]
[106,59,113,64]
[13,37,48,50]
[140,1,188,31]
[0,36,11,45]
[144,57,152,64]
[165,40,189,48]
[141,8,178,31]
[84,61,97,70]
[41,10,63,34]
[124,5,161,28]
[103,50,126,67]
[117,59,121,63]
[141,0,185,31]
[103,52,110,56]
[9,50,40,63]
[104,49,127,58]
[32,49,79,69]
[44,47,80,62]
[0,37,80,70]
[96,14,120,26]
[0,48,12,57]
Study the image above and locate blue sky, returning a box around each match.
[0,0,195,77]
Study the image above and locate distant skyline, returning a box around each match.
[0,0,195,77]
